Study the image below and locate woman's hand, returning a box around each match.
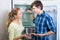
[13,34,32,40]
[23,34,32,39]
[13,37,19,40]
[23,34,28,38]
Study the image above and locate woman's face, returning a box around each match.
[15,10,22,19]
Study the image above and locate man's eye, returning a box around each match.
[33,8,35,9]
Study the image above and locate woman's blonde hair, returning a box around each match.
[7,8,20,27]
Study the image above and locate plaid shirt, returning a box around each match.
[33,11,56,40]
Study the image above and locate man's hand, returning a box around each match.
[26,10,32,14]
[26,10,34,20]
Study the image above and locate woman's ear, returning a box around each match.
[14,15,16,18]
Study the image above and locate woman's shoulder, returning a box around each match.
[8,22,16,28]
[8,22,16,32]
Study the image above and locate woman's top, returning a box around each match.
[8,20,24,40]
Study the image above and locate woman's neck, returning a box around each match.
[13,19,20,25]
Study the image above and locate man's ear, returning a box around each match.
[37,6,41,9]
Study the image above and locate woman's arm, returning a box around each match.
[8,24,15,40]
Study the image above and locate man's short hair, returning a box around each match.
[31,1,43,10]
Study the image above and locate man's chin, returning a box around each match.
[35,13,38,14]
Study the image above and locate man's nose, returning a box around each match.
[32,9,35,12]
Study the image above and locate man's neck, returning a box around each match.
[38,10,43,15]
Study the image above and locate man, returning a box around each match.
[27,1,56,40]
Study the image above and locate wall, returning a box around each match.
[0,0,11,40]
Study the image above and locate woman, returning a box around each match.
[8,8,27,40]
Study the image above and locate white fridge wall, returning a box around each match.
[13,0,60,40]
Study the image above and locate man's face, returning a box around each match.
[32,5,41,14]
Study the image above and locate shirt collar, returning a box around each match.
[37,11,45,17]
